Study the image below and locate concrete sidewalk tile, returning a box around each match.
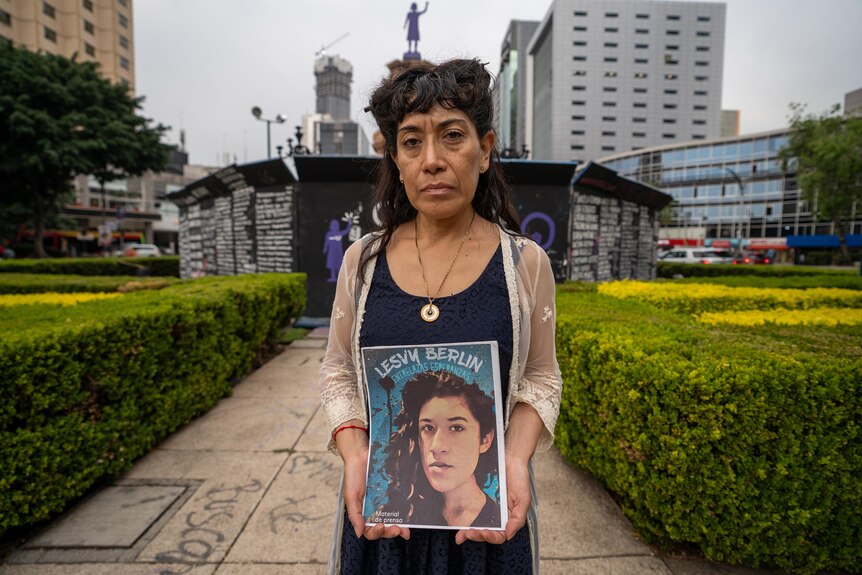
[215,563,327,574]
[268,347,324,367]
[125,451,286,483]
[542,557,673,574]
[0,565,216,575]
[156,396,318,452]
[289,339,327,349]
[226,451,342,564]
[306,327,329,339]
[662,557,775,575]
[292,405,331,452]
[231,367,320,400]
[135,476,272,565]
[534,449,650,559]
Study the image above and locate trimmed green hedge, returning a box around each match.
[659,274,862,290]
[554,287,862,574]
[657,262,859,279]
[0,273,306,537]
[0,273,178,294]
[0,256,180,277]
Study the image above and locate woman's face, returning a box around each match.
[417,395,494,495]
[391,104,493,222]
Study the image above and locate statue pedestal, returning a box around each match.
[403,51,422,61]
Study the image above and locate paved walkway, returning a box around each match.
[0,332,773,575]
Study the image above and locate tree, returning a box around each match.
[0,43,171,257]
[779,103,862,258]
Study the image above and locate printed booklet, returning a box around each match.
[360,341,507,531]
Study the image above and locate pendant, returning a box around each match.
[421,303,440,322]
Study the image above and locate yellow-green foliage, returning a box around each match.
[0,292,123,307]
[699,307,862,327]
[598,279,862,314]
[555,278,862,575]
[0,273,177,294]
[0,273,306,537]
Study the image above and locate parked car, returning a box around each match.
[123,243,162,257]
[733,251,773,265]
[659,248,734,264]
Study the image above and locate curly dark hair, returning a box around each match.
[379,369,498,523]
[360,58,522,281]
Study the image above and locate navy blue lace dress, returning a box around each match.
[339,245,533,574]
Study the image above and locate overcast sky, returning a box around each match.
[134,0,862,167]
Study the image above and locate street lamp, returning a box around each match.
[251,106,286,159]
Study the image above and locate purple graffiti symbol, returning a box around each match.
[521,212,555,251]
[323,219,353,282]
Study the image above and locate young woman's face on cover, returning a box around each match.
[417,395,493,495]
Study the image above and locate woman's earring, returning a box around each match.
[479,165,485,172]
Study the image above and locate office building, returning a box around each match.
[498,20,539,156]
[720,109,739,137]
[315,54,352,122]
[508,0,725,163]
[308,53,369,155]
[0,0,135,91]
[846,87,862,116]
[598,129,862,258]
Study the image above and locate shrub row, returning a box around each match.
[0,256,180,277]
[662,274,862,291]
[657,261,859,279]
[0,273,177,294]
[554,287,862,575]
[0,273,306,537]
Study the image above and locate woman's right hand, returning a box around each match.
[337,422,410,541]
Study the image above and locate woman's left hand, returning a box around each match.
[454,453,530,545]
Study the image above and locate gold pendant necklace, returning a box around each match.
[415,212,476,323]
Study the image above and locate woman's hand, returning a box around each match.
[338,421,410,541]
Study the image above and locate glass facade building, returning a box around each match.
[599,129,862,253]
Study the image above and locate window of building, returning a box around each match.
[636,13,649,19]
[695,75,708,81]
[604,56,618,62]
[666,14,680,20]
[573,40,587,46]
[572,115,585,120]
[603,101,617,107]
[118,0,128,6]
[602,116,616,122]
[694,104,707,110]
[635,28,649,34]
[604,71,618,77]
[664,56,678,65]
[118,13,127,28]
[633,117,647,123]
[119,34,129,49]
[696,45,710,52]
[697,15,711,22]
[120,56,129,70]
[633,102,647,108]
[697,30,711,37]
[573,85,586,91]
[666,30,680,36]
[574,26,587,31]
[572,130,585,135]
[572,100,586,106]
[694,90,707,96]
[572,69,587,75]
[120,78,129,87]
[602,131,616,136]
[571,144,584,150]
[85,42,95,56]
[605,27,618,33]
[603,86,617,92]
[695,60,709,66]
[605,12,618,18]
[663,118,677,124]
[43,26,57,42]
[574,10,588,16]
[663,133,676,139]
[604,42,618,48]
[634,72,647,79]
[84,19,94,34]
[666,44,679,50]
[83,0,93,11]
[635,58,648,64]
[634,87,647,93]
[0,9,11,26]
[43,2,56,18]
[633,132,646,137]
[664,88,678,95]
[693,135,706,140]
[663,103,677,109]
[573,55,587,61]
[601,145,616,151]
[635,43,649,49]
[693,119,706,125]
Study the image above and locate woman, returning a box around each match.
[370,369,501,529]
[320,58,562,574]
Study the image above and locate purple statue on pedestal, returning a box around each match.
[324,216,354,282]
[404,2,429,58]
